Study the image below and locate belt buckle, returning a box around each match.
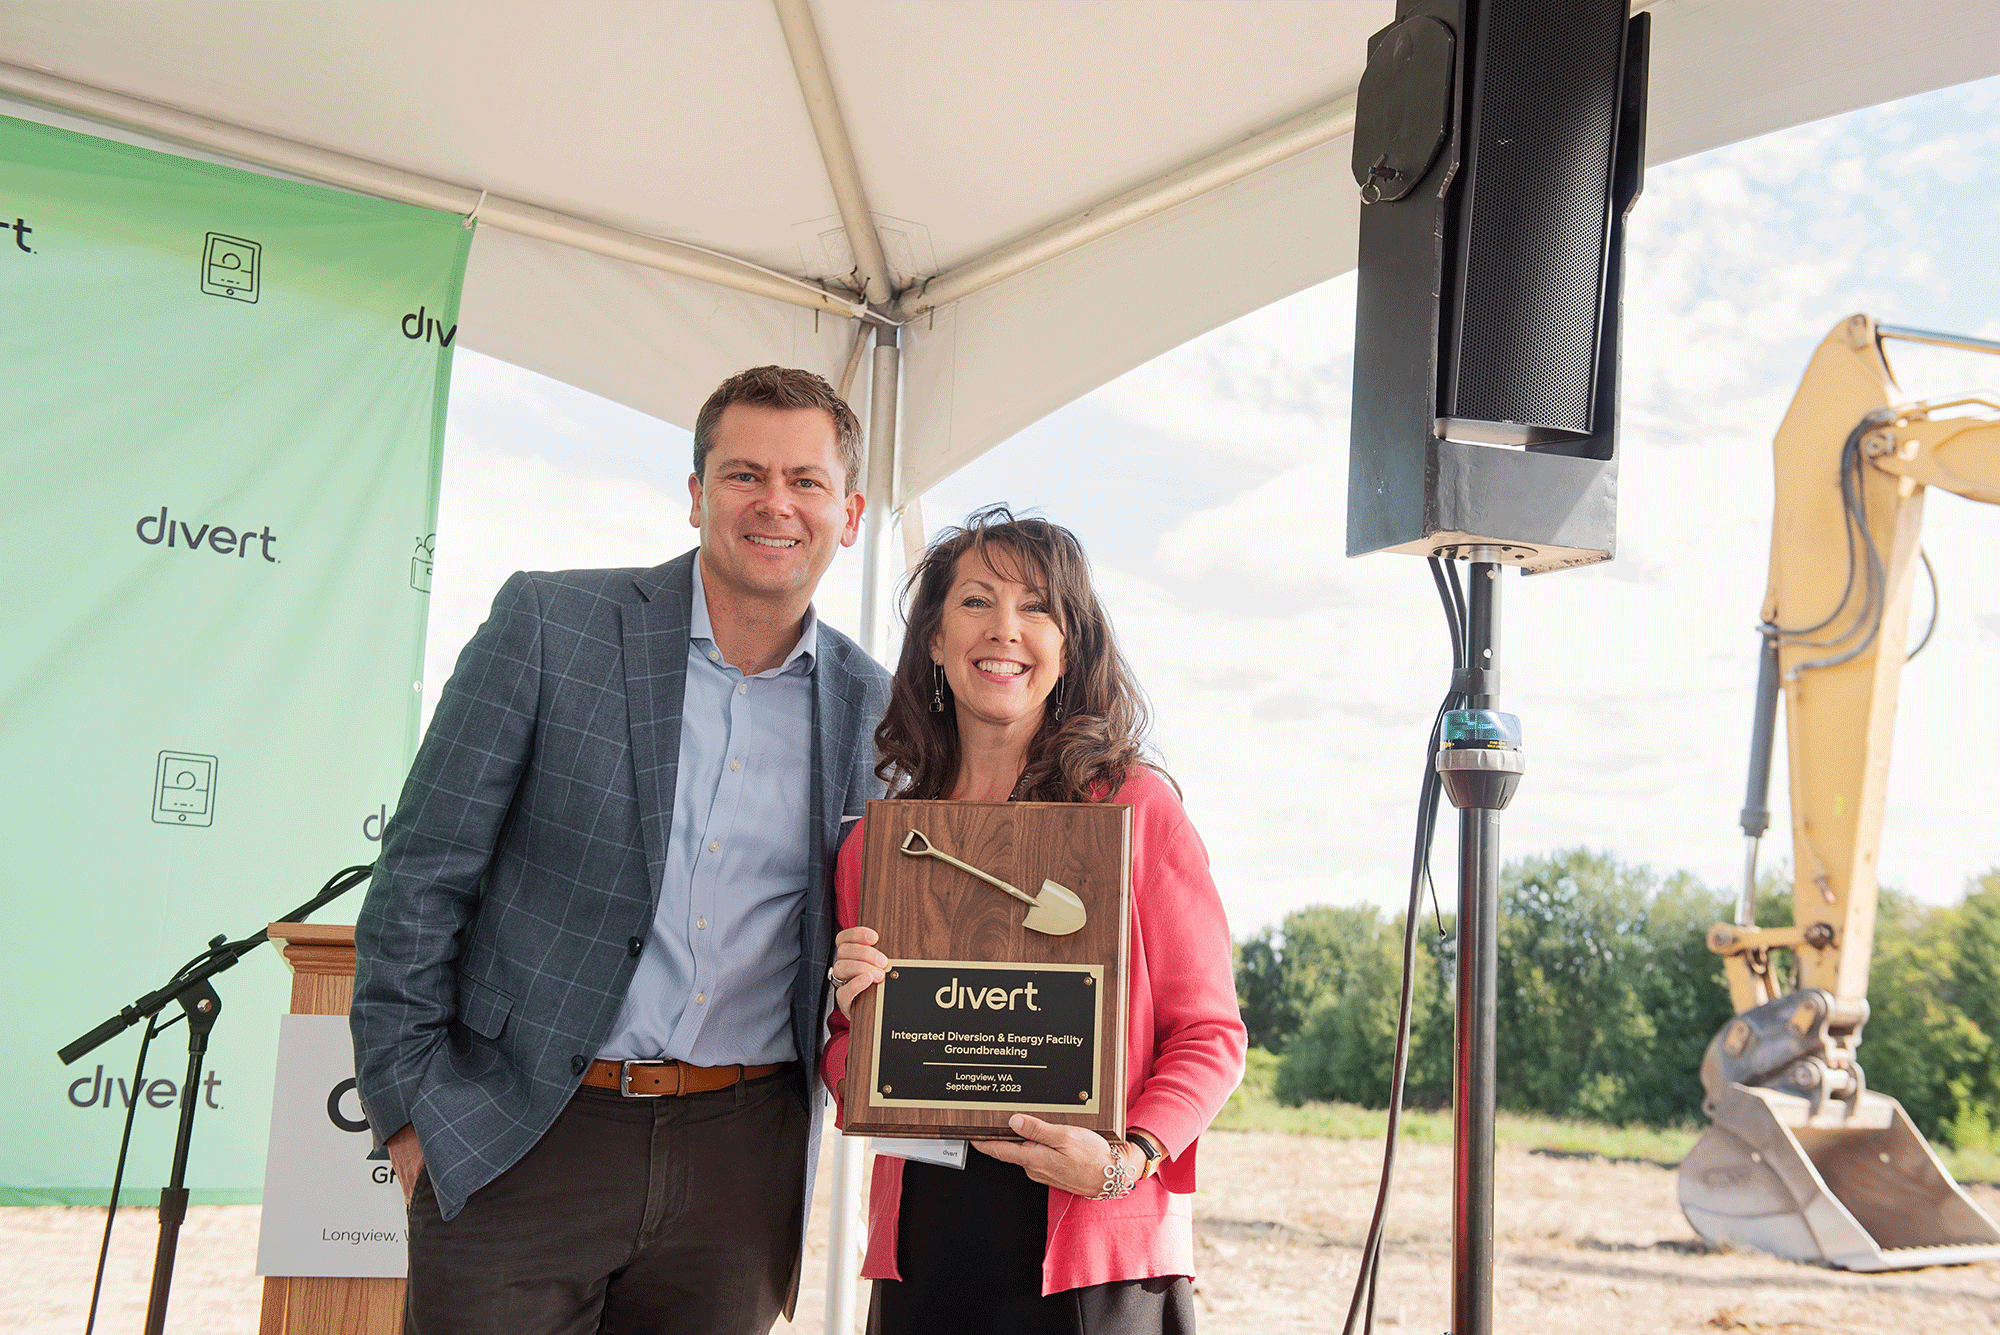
[618,1059,677,1098]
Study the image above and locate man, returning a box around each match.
[352,365,891,1334]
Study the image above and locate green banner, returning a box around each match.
[0,115,469,1202]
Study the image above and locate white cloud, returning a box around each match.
[1888,133,1992,185]
[1091,275,1357,467]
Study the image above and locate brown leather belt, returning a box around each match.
[581,1058,788,1098]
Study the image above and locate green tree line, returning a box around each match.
[1235,848,2000,1150]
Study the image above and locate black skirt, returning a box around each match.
[866,1145,1196,1335]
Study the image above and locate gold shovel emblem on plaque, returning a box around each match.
[899,829,1087,936]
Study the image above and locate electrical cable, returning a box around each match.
[1906,548,1939,662]
[83,940,218,1335]
[1340,558,1465,1335]
[1431,557,1466,673]
[84,1010,180,1335]
[1422,559,1466,936]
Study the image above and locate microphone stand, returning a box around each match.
[59,863,375,1335]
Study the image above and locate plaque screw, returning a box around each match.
[1078,1091,1090,1102]
[889,970,899,979]
[881,1085,892,1094]
[1083,975,1093,986]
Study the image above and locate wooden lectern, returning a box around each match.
[259,922,403,1335]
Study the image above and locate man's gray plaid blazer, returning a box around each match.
[351,549,889,1289]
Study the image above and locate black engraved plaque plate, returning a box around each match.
[867,961,1104,1113]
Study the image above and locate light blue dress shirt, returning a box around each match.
[597,558,817,1065]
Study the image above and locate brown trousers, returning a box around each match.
[404,1069,806,1335]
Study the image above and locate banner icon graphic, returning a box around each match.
[153,750,218,827]
[410,533,434,592]
[201,232,261,301]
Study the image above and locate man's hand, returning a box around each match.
[975,1114,1128,1198]
[831,926,887,1020]
[386,1123,425,1205]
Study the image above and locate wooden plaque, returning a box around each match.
[841,798,1131,1141]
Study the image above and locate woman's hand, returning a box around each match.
[831,925,888,1020]
[975,1114,1132,1198]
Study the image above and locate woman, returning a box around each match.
[823,506,1246,1334]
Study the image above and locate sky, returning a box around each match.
[424,74,2000,938]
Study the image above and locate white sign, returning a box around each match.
[255,1013,409,1278]
[873,1137,967,1170]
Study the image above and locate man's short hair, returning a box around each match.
[692,366,865,493]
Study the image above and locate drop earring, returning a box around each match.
[1052,676,1066,724]
[930,663,945,713]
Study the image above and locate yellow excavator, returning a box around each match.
[1675,314,2000,1269]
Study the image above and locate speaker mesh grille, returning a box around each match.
[1452,0,1625,436]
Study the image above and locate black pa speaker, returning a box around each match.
[1346,0,1649,573]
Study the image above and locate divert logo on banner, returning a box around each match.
[135,507,280,562]
[201,232,260,302]
[8,216,32,253]
[400,305,457,346]
[153,750,218,827]
[66,1063,224,1111]
[410,533,434,592]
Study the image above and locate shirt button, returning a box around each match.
[627,936,643,957]
[696,918,707,930]
[730,759,742,771]
[708,840,720,853]
[708,650,719,662]
[737,683,748,695]
[696,993,706,1005]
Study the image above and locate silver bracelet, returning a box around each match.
[1096,1142,1138,1200]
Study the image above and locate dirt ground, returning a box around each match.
[9,1128,1997,1334]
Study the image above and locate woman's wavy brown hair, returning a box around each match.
[875,505,1160,803]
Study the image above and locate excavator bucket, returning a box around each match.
[1680,1082,2000,1271]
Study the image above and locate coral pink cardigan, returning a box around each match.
[821,768,1247,1296]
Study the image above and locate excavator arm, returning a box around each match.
[1719,317,2000,1016]
[1677,314,2000,1270]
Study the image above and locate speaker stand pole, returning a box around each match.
[1452,557,1503,1335]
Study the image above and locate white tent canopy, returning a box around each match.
[6,0,1998,517]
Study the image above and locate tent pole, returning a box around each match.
[0,62,867,320]
[897,495,928,573]
[829,321,900,1335]
[858,324,902,657]
[897,89,1356,319]
[823,1124,869,1335]
[773,0,896,306]
[837,321,874,404]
